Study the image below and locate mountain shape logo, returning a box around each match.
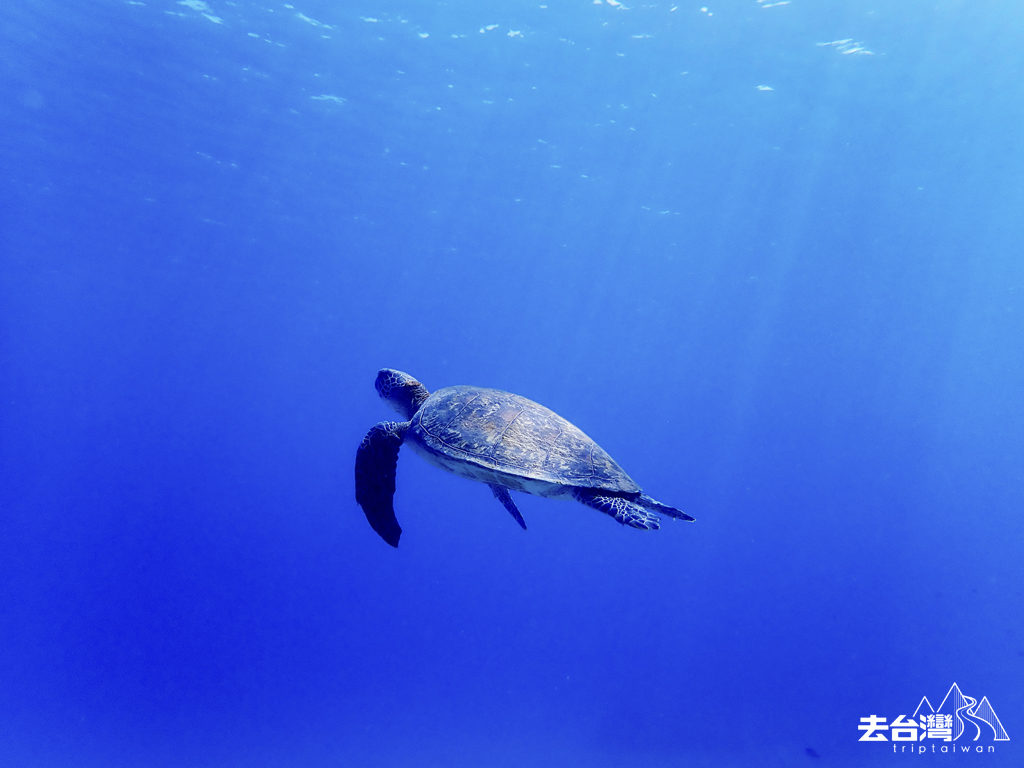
[930,682,1009,742]
[912,696,935,719]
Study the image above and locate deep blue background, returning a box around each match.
[2,1,1023,766]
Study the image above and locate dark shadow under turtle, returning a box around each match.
[355,369,694,547]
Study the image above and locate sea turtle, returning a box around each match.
[355,369,694,547]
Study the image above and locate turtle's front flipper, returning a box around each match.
[490,484,527,530]
[573,490,661,530]
[355,421,409,547]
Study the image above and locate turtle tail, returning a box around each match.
[637,493,695,522]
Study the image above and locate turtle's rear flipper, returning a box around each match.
[355,421,409,547]
[573,490,660,530]
[638,493,695,522]
[490,484,527,530]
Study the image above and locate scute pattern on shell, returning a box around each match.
[411,385,640,494]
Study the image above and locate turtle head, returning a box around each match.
[375,369,430,419]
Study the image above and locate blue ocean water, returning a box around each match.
[2,1,1023,765]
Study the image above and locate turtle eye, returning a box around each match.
[375,370,397,398]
